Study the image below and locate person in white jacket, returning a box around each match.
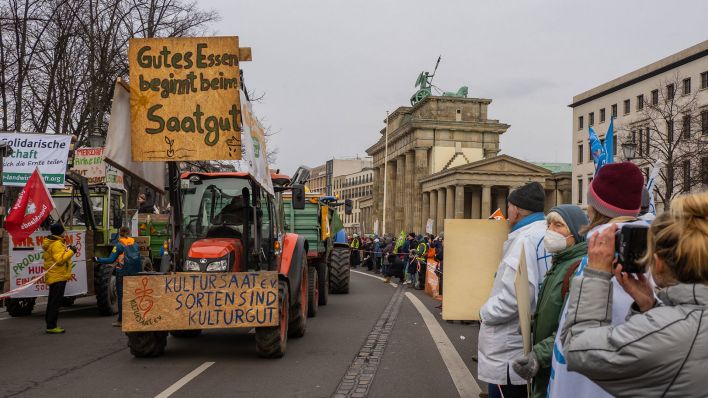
[478,182,550,398]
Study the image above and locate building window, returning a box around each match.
[683,115,691,139]
[611,104,617,118]
[684,160,691,191]
[600,108,606,123]
[588,144,593,163]
[613,134,618,156]
[577,179,583,204]
[623,99,630,115]
[577,144,584,164]
[702,72,708,90]
[683,78,691,95]
[638,130,644,157]
[637,94,644,111]
[703,157,708,185]
[589,112,594,126]
[702,110,708,135]
[651,89,659,105]
[646,127,651,155]
[668,120,674,142]
[667,83,675,100]
[578,115,584,130]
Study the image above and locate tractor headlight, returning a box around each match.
[184,260,201,271]
[206,259,228,272]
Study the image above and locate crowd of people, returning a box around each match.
[347,231,444,291]
[475,162,708,397]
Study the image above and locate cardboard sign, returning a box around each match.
[135,236,151,257]
[514,247,532,356]
[0,132,72,188]
[9,231,88,297]
[442,219,508,321]
[72,147,125,189]
[425,218,434,234]
[122,272,279,332]
[128,37,243,161]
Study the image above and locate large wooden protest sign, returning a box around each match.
[122,272,279,332]
[128,37,248,161]
[515,247,532,355]
[442,219,508,321]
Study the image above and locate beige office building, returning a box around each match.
[333,167,374,233]
[570,40,708,210]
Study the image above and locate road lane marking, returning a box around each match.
[351,269,398,287]
[334,286,404,397]
[405,292,481,398]
[154,361,215,398]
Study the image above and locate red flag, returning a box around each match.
[5,168,55,244]
[488,208,506,221]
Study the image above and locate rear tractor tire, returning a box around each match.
[255,280,289,358]
[307,265,319,317]
[329,247,350,294]
[5,297,36,317]
[170,329,202,338]
[316,261,328,306]
[95,263,118,316]
[127,331,168,358]
[289,253,308,338]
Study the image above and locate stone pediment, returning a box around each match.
[452,154,551,176]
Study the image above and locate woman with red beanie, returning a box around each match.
[546,162,647,398]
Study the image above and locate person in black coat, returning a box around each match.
[383,253,404,284]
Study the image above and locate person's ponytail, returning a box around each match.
[670,193,708,283]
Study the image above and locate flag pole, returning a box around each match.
[382,111,389,236]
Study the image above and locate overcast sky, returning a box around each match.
[202,0,707,174]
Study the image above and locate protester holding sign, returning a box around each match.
[511,205,588,398]
[560,192,708,396]
[95,226,142,327]
[477,182,548,398]
[43,223,78,334]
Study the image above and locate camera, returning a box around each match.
[614,224,649,273]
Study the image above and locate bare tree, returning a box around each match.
[620,72,708,211]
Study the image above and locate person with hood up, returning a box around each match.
[478,182,549,398]
[95,226,142,327]
[43,223,78,334]
[511,205,589,398]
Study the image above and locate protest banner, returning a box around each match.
[425,218,434,234]
[128,37,244,161]
[442,219,508,321]
[9,230,88,298]
[0,132,72,188]
[122,271,279,332]
[135,236,151,258]
[72,147,125,189]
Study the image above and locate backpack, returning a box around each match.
[122,243,143,275]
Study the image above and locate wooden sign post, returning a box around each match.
[122,271,279,332]
[128,36,251,161]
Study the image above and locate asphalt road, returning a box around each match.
[0,270,484,398]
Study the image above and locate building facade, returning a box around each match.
[305,158,372,195]
[333,167,374,233]
[366,95,571,235]
[570,40,708,209]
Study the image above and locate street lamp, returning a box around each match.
[621,138,637,161]
[88,128,105,148]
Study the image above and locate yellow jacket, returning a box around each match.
[42,235,75,285]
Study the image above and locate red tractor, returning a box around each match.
[126,168,310,358]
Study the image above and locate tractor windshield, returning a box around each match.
[181,177,252,239]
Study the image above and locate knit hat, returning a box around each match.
[587,162,643,218]
[50,222,65,236]
[548,205,589,243]
[508,182,545,213]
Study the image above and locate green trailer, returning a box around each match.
[283,193,351,313]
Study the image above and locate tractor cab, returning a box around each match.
[180,172,289,273]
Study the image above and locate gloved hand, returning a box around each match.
[511,351,540,381]
[67,245,78,253]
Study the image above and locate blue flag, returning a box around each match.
[605,117,614,164]
[589,126,607,174]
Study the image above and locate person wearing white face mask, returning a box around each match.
[511,205,588,398]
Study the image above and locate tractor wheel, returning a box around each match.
[289,254,308,338]
[61,296,76,307]
[170,329,202,338]
[329,247,350,294]
[127,331,168,358]
[5,298,36,317]
[307,265,318,318]
[255,280,289,358]
[316,261,328,306]
[142,258,154,273]
[95,263,118,316]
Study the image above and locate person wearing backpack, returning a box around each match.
[95,226,142,327]
[511,205,588,398]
